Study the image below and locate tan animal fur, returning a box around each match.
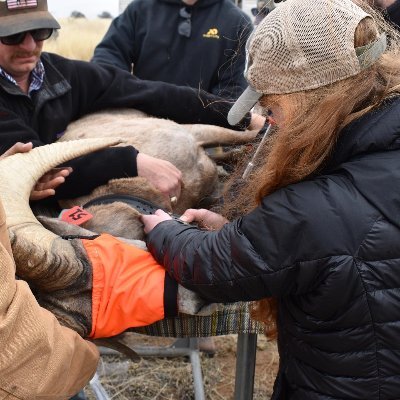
[59,109,258,216]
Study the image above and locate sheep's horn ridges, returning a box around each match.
[0,137,124,290]
[0,138,122,230]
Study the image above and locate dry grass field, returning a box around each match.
[43,19,279,399]
[43,18,112,61]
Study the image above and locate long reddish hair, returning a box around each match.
[223,8,400,339]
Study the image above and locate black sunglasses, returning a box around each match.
[178,7,191,38]
[0,28,54,46]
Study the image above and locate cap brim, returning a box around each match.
[227,86,262,126]
[0,11,60,36]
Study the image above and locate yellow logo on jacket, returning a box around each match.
[203,28,220,39]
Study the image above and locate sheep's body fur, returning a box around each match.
[60,109,257,215]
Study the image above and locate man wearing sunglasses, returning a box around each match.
[92,0,253,100]
[0,0,262,204]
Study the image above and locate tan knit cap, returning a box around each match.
[228,0,387,125]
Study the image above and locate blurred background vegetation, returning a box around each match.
[43,18,111,61]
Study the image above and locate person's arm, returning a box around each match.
[50,53,251,130]
[144,179,366,303]
[92,2,137,72]
[143,196,321,303]
[0,201,99,398]
[144,215,302,303]
[96,69,251,129]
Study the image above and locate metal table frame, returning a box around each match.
[91,332,258,400]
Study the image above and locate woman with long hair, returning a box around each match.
[142,0,400,398]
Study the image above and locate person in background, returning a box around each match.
[251,0,286,26]
[251,0,269,26]
[142,0,400,398]
[91,0,252,100]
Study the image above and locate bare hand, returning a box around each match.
[0,142,72,200]
[180,208,228,230]
[141,209,173,234]
[0,142,33,158]
[137,153,183,202]
[30,167,73,201]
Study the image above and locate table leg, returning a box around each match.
[234,333,258,400]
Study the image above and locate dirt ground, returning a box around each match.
[84,333,279,399]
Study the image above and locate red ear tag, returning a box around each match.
[60,206,93,226]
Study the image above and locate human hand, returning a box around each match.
[137,153,183,203]
[0,141,33,158]
[180,208,228,230]
[0,142,72,200]
[30,167,73,201]
[141,209,173,234]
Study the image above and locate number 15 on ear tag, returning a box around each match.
[60,206,93,226]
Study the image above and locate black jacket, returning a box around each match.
[92,0,252,99]
[147,98,400,399]
[0,52,246,199]
[383,0,400,29]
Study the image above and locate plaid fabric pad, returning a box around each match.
[132,302,264,338]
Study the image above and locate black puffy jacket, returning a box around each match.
[147,98,400,399]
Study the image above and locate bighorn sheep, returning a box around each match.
[0,139,218,338]
[0,115,257,338]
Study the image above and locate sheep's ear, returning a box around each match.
[91,334,141,362]
[37,216,98,237]
[183,124,258,147]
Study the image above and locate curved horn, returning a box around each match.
[0,138,122,290]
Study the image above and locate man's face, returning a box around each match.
[0,32,43,78]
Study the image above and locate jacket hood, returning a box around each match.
[324,96,400,229]
[159,0,222,8]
